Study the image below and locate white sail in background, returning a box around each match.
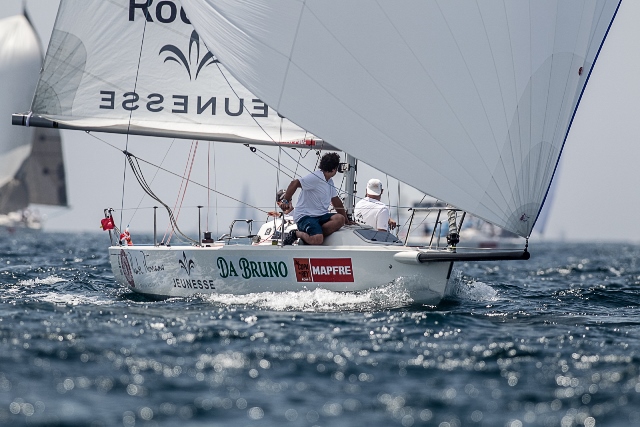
[182,0,620,237]
[0,15,39,191]
[1,13,68,218]
[27,0,322,148]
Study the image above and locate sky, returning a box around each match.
[2,0,640,243]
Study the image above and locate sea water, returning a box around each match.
[1,232,639,426]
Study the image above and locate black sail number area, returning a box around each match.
[98,91,269,117]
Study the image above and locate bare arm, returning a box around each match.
[280,179,301,210]
[331,196,352,224]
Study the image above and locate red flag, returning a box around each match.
[100,217,115,231]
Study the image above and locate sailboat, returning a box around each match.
[12,0,619,304]
[0,13,67,232]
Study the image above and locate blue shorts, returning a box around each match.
[297,213,336,236]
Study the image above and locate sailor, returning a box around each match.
[280,152,348,245]
[253,189,296,245]
[354,178,397,231]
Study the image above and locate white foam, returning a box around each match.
[30,292,112,306]
[16,275,67,287]
[445,270,498,302]
[203,282,412,311]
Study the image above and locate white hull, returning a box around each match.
[109,228,453,305]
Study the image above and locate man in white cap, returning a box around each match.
[354,179,397,231]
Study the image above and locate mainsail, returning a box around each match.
[16,0,329,149]
[181,0,621,237]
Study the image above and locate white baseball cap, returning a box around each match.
[366,179,383,196]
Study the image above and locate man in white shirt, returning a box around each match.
[354,179,397,231]
[280,153,348,245]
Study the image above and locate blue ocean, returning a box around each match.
[1,232,639,426]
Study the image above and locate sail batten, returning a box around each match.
[182,0,621,237]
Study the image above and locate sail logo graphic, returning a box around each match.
[129,0,191,25]
[294,258,354,283]
[100,1,271,117]
[160,30,218,80]
[179,251,195,275]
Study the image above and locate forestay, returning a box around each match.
[24,0,322,148]
[181,0,620,237]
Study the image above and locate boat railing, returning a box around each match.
[216,219,256,244]
[405,206,465,252]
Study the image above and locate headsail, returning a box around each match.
[181,0,620,237]
[16,0,329,149]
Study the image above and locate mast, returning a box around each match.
[343,153,357,218]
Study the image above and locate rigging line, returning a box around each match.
[213,141,219,234]
[276,145,282,212]
[245,145,304,179]
[207,141,211,232]
[396,180,401,237]
[276,118,283,211]
[385,175,391,208]
[167,141,198,244]
[400,193,429,235]
[214,60,321,163]
[207,56,325,180]
[251,140,320,174]
[129,139,176,224]
[293,135,306,178]
[164,141,195,242]
[86,132,270,214]
[125,153,197,244]
[213,62,277,144]
[172,141,198,239]
[121,11,150,231]
[384,174,394,234]
[216,40,336,170]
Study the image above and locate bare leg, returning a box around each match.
[295,230,324,245]
[322,214,345,237]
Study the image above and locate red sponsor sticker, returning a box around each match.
[293,258,313,282]
[294,258,354,282]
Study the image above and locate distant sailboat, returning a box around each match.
[13,0,619,304]
[0,13,67,231]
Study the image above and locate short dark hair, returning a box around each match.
[318,152,340,172]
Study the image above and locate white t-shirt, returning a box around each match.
[354,197,390,230]
[293,170,337,222]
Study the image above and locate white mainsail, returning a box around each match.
[181,0,620,237]
[0,15,40,191]
[24,0,325,149]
